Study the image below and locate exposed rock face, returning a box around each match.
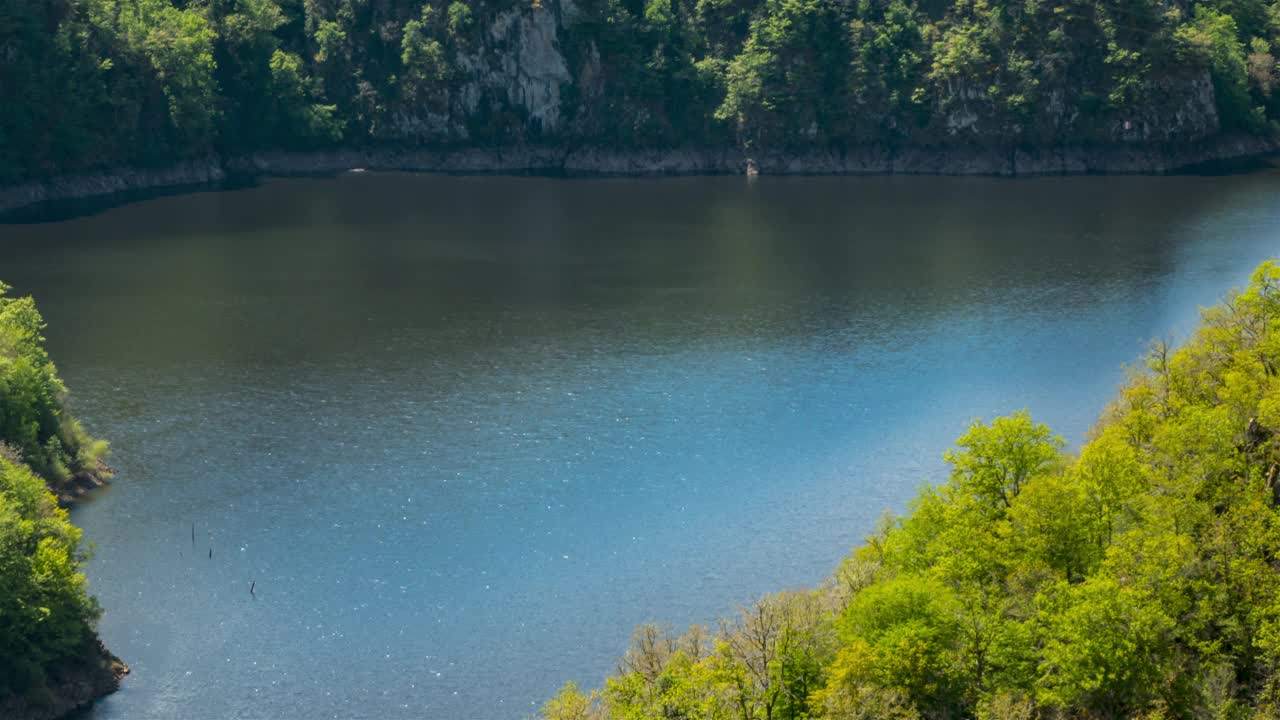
[0,640,128,720]
[490,5,572,133]
[1,133,1273,215]
[383,1,574,141]
[929,71,1221,146]
[1114,71,1221,143]
[48,464,114,507]
[222,134,1279,177]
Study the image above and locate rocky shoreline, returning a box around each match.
[48,464,114,507]
[1,134,1275,216]
[0,640,129,720]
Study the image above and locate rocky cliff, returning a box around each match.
[3,0,1277,215]
[363,0,1237,149]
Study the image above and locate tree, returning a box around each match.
[543,682,605,720]
[0,456,100,693]
[0,283,108,485]
[716,0,850,147]
[1175,7,1253,128]
[401,7,449,103]
[944,412,1063,514]
[716,592,834,720]
[1036,578,1173,714]
[124,1,221,139]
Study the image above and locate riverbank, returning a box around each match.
[0,641,128,720]
[1,134,1274,216]
[47,464,114,507]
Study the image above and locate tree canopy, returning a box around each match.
[0,283,109,486]
[0,283,107,699]
[544,259,1280,720]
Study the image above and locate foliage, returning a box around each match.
[546,259,1280,719]
[0,284,104,696]
[0,456,100,694]
[0,283,108,485]
[3,0,1280,179]
[1176,7,1256,128]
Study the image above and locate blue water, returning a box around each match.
[3,171,1280,718]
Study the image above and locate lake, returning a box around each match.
[3,170,1280,718]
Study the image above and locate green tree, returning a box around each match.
[1036,578,1174,714]
[0,283,108,485]
[0,456,101,693]
[122,0,221,139]
[1176,7,1254,127]
[944,412,1063,514]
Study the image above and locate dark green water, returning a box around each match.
[3,171,1280,718]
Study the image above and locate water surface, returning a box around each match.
[4,171,1280,719]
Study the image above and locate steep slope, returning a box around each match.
[0,284,124,719]
[2,0,1278,192]
[544,262,1280,719]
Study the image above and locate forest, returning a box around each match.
[3,0,1280,183]
[0,283,114,705]
[542,261,1280,719]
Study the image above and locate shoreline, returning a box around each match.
[0,640,128,720]
[49,465,113,507]
[1,134,1275,216]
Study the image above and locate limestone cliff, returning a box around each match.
[377,0,577,141]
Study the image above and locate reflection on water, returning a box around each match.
[3,171,1280,718]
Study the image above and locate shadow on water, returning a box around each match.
[3,170,1276,371]
[1172,151,1280,176]
[0,179,255,225]
[3,150,1280,223]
